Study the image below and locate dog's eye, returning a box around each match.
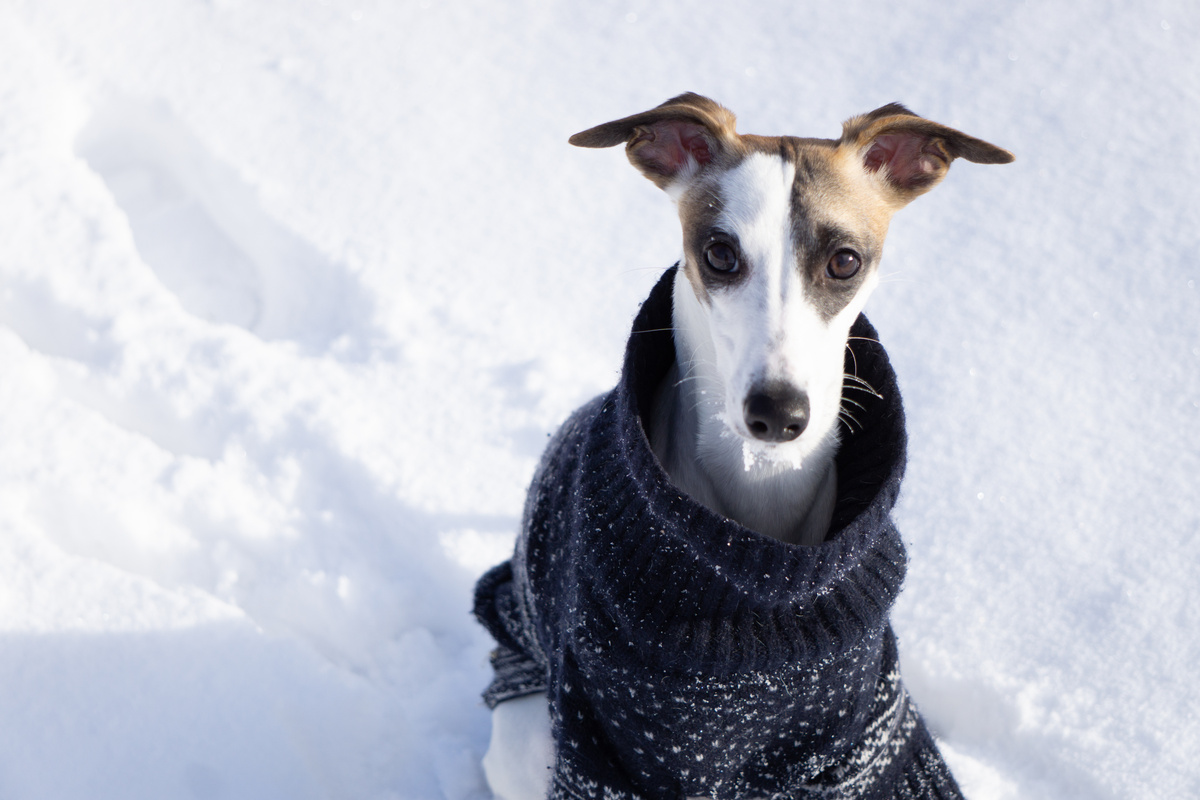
[826,250,861,280]
[704,242,739,273]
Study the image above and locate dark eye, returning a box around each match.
[826,250,861,280]
[703,242,739,273]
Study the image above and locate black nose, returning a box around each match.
[743,384,810,442]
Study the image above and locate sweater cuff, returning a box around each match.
[474,560,549,708]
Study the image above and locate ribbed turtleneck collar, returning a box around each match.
[569,266,910,676]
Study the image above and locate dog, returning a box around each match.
[478,93,1012,800]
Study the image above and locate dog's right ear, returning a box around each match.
[569,93,740,190]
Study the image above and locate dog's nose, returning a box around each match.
[743,385,810,442]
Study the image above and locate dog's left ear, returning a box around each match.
[841,103,1014,205]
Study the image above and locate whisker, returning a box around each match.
[674,374,721,390]
[843,385,882,400]
[844,342,860,378]
[875,269,911,286]
[842,373,882,398]
[840,396,866,412]
[842,377,879,394]
[838,410,862,433]
[676,355,721,375]
[843,379,879,396]
[685,393,728,420]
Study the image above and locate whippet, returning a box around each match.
[482,93,1013,800]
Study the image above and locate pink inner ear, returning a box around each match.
[633,120,713,177]
[863,132,946,189]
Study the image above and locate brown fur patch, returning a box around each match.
[674,179,727,305]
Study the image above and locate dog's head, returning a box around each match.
[572,93,1012,461]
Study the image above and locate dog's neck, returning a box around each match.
[650,275,839,547]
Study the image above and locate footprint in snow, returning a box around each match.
[75,98,368,352]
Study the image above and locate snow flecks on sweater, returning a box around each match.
[475,268,962,799]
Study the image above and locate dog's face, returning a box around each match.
[671,145,890,460]
[572,94,1012,461]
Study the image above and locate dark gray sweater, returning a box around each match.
[475,268,963,800]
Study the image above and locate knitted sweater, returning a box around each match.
[474,268,963,800]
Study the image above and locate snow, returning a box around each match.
[0,1,1197,798]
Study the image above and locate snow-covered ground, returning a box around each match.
[1,1,1197,798]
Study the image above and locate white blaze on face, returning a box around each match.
[702,153,859,459]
